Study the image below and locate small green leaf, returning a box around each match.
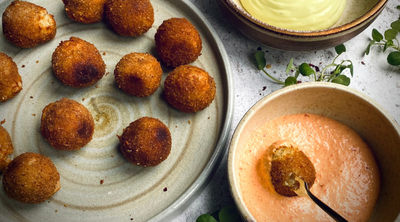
[384,29,398,40]
[384,40,394,52]
[397,5,400,10]
[331,75,351,86]
[372,28,383,42]
[390,19,400,32]
[284,76,297,87]
[387,51,400,66]
[299,63,315,76]
[254,51,266,70]
[348,63,354,77]
[335,44,346,55]
[286,58,294,74]
[196,214,218,222]
[364,40,376,55]
[219,206,242,222]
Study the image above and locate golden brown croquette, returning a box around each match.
[114,52,163,97]
[266,141,316,197]
[118,117,171,167]
[41,98,95,151]
[155,18,202,68]
[51,37,106,88]
[0,125,13,173]
[0,52,22,102]
[105,0,154,37]
[164,65,216,113]
[2,152,60,204]
[2,0,56,48]
[62,0,107,23]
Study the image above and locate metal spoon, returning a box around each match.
[294,176,349,222]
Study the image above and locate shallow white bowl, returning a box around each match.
[228,82,400,221]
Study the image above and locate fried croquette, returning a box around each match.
[2,152,60,204]
[104,0,154,37]
[0,52,22,102]
[2,0,56,48]
[118,117,171,167]
[155,18,202,68]
[52,37,106,88]
[114,52,163,97]
[0,125,13,173]
[41,98,95,151]
[62,0,107,23]
[164,65,216,113]
[267,140,316,197]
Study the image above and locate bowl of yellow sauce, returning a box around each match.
[228,82,400,221]
[217,0,388,51]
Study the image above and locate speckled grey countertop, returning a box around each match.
[176,0,400,221]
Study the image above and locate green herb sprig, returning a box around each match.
[196,205,242,222]
[255,44,353,87]
[364,5,400,66]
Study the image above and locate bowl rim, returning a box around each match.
[223,0,388,37]
[227,82,400,221]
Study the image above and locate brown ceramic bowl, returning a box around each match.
[217,0,388,51]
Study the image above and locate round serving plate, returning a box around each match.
[0,0,234,221]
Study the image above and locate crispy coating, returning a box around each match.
[41,98,95,151]
[2,0,56,48]
[114,52,163,97]
[0,125,13,173]
[105,0,154,37]
[164,65,216,113]
[155,18,202,68]
[2,152,60,204]
[0,52,22,102]
[52,37,106,88]
[62,0,107,23]
[267,141,316,197]
[118,117,171,167]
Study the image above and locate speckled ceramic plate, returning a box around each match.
[0,0,233,221]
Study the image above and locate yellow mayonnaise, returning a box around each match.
[240,0,346,31]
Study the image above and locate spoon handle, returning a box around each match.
[304,183,349,222]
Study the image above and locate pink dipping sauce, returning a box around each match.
[239,113,380,222]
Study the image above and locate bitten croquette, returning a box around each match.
[164,65,216,113]
[2,152,60,204]
[0,52,22,102]
[2,0,56,48]
[105,0,154,37]
[118,117,171,167]
[155,18,202,68]
[114,52,163,97]
[62,0,108,24]
[51,37,106,88]
[0,125,13,173]
[41,98,95,151]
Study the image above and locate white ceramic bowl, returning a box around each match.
[228,82,400,221]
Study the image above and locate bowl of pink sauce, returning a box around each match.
[228,82,400,222]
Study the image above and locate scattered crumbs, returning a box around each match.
[95,85,99,88]
[72,156,75,158]
[22,65,25,68]
[208,116,210,119]
[55,210,58,212]
[175,126,178,128]
[48,200,50,203]
[64,204,68,207]
[111,155,114,157]
[262,86,267,91]
[103,52,106,55]
[106,72,110,76]
[257,47,262,50]
[188,120,191,124]
[361,61,365,65]
[131,219,133,221]
[36,60,39,63]
[266,64,271,69]
[82,98,85,101]
[100,180,104,185]
[32,114,36,116]
[30,96,33,98]
[1,119,5,124]
[163,187,168,192]
[51,81,54,84]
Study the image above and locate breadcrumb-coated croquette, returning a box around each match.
[155,18,202,68]
[164,65,216,113]
[2,152,60,204]
[41,98,95,151]
[105,0,154,37]
[0,125,13,173]
[52,37,106,88]
[0,52,22,102]
[114,52,163,97]
[263,140,316,197]
[118,117,171,167]
[2,0,56,48]
[62,0,107,23]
